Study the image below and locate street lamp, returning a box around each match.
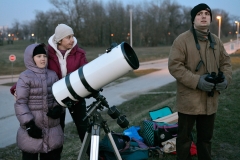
[235,21,239,46]
[217,16,221,39]
[129,9,132,47]
[31,33,35,43]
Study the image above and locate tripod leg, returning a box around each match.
[90,124,101,160]
[78,131,91,160]
[107,132,122,160]
[102,121,122,160]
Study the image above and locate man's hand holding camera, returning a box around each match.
[197,72,227,96]
[197,74,215,92]
[215,79,228,91]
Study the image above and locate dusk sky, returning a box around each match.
[0,0,239,28]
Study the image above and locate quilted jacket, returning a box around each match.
[14,43,64,153]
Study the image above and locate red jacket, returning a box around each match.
[47,43,88,79]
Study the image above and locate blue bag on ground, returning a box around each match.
[123,126,144,142]
[99,132,129,152]
[99,133,149,160]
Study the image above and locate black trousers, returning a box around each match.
[60,100,90,155]
[60,100,88,141]
[22,147,62,160]
[176,112,216,160]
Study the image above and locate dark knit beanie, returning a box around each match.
[33,45,46,57]
[191,3,212,23]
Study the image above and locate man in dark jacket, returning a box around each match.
[168,3,232,160]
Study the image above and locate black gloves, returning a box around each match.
[197,74,215,92]
[47,105,63,119]
[26,120,42,139]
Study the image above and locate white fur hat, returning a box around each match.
[53,24,74,43]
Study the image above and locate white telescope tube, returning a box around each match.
[52,42,139,107]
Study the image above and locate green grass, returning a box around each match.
[60,66,240,160]
[0,42,240,160]
[1,68,240,159]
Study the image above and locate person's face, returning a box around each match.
[33,54,47,68]
[58,34,74,50]
[193,10,211,31]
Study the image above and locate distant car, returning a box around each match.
[30,37,35,43]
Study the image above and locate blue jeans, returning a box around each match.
[176,112,215,160]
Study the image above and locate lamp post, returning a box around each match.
[217,16,221,39]
[31,33,35,43]
[110,33,114,43]
[129,9,132,47]
[235,21,239,46]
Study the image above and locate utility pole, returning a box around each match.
[130,9,132,47]
[235,21,239,46]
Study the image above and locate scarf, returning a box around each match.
[195,29,209,41]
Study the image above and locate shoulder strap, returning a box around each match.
[192,26,216,72]
[192,26,216,50]
[208,33,216,49]
[192,26,201,50]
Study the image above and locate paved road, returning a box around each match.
[0,59,175,148]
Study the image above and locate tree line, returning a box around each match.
[2,0,240,47]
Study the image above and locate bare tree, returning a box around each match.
[6,0,236,47]
[32,11,51,42]
[82,1,108,46]
[11,20,21,39]
[49,0,91,45]
[21,23,31,40]
[105,1,128,45]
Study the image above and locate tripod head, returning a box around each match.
[84,91,129,128]
[90,91,109,108]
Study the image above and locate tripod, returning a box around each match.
[77,93,122,160]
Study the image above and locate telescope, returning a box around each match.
[52,42,139,107]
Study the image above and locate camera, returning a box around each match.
[205,71,225,97]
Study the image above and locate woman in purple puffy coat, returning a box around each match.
[14,43,64,160]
